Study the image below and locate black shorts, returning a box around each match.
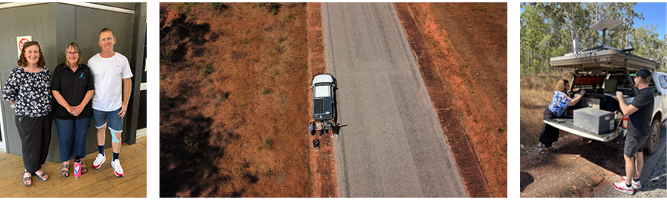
[624,130,649,157]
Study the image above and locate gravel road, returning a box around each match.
[322,2,467,197]
[594,125,667,198]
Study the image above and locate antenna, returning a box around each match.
[587,18,621,51]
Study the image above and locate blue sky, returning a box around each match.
[520,2,666,39]
[633,2,666,39]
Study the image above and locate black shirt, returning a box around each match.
[628,87,654,137]
[52,63,95,119]
[331,124,343,134]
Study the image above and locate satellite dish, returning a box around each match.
[586,18,622,51]
[590,18,621,31]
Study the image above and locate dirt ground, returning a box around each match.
[520,133,620,197]
[394,3,507,197]
[306,2,337,197]
[520,79,625,198]
[159,3,314,197]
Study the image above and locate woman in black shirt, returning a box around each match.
[52,42,95,178]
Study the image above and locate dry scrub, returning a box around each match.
[160,3,311,197]
[398,3,507,197]
[519,70,573,153]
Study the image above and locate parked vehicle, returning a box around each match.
[312,73,336,121]
[545,46,663,155]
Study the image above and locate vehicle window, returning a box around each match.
[660,75,667,89]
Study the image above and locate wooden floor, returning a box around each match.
[0,136,146,197]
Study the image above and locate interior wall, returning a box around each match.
[0,3,140,162]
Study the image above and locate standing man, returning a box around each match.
[88,28,133,177]
[328,119,347,138]
[613,68,653,194]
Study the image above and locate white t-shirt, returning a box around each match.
[88,52,133,112]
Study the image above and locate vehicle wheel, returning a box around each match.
[645,119,660,155]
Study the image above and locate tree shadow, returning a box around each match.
[160,13,212,63]
[520,172,534,192]
[556,137,625,175]
[160,81,238,197]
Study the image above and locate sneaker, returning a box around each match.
[111,159,124,177]
[613,181,635,194]
[92,153,106,169]
[622,176,641,190]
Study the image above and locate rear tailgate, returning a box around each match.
[544,118,621,142]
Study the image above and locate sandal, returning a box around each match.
[547,146,559,152]
[23,170,32,187]
[35,170,48,182]
[537,144,547,155]
[61,163,70,177]
[81,161,88,174]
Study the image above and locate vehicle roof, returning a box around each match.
[550,49,659,70]
[314,85,331,98]
[312,74,334,86]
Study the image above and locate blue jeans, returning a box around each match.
[93,108,124,133]
[55,117,92,162]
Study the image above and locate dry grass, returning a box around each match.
[159,3,311,197]
[405,3,507,197]
[519,69,573,153]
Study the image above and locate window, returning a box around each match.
[660,75,667,89]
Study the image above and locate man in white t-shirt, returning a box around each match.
[88,28,132,177]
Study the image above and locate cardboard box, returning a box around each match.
[573,107,615,134]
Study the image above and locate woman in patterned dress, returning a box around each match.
[3,41,53,186]
[537,79,585,155]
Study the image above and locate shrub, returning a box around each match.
[160,51,172,64]
[263,138,273,150]
[273,45,285,54]
[276,36,288,44]
[472,3,489,12]
[239,102,247,107]
[242,39,248,44]
[184,134,198,147]
[263,89,270,95]
[209,2,228,11]
[175,2,197,14]
[287,14,295,19]
[257,2,281,15]
[201,62,213,75]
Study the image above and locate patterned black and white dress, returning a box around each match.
[2,66,52,117]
